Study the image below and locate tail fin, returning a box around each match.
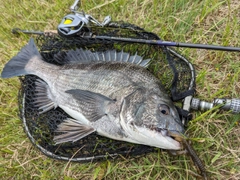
[1,38,41,78]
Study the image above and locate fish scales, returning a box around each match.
[1,38,185,150]
[56,62,163,100]
[55,68,147,119]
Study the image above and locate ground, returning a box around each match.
[0,0,239,179]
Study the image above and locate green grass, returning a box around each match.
[0,0,239,179]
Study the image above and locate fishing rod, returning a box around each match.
[11,28,57,35]
[12,0,240,52]
[58,0,240,51]
[12,28,44,35]
[12,28,240,52]
[82,34,240,52]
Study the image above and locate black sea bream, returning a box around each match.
[1,38,185,150]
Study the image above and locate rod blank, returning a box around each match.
[87,35,240,52]
[12,28,44,35]
[11,28,240,52]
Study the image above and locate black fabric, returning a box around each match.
[175,106,193,126]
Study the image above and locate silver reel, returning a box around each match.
[58,0,111,36]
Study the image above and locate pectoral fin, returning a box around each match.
[53,118,95,144]
[34,79,57,113]
[65,89,116,122]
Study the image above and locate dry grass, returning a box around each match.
[0,0,239,179]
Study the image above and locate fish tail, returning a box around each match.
[1,38,42,78]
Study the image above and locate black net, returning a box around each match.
[18,21,195,161]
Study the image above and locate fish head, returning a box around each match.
[120,89,184,150]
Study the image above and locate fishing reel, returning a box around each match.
[57,0,111,36]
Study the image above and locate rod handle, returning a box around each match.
[191,98,240,113]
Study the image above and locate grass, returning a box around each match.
[0,0,239,179]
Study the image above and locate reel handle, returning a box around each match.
[191,98,240,113]
[70,0,80,12]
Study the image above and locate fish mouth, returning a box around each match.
[157,128,184,149]
[168,130,184,143]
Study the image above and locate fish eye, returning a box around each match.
[159,104,170,115]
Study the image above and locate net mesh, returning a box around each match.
[18,21,195,161]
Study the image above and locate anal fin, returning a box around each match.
[53,118,95,144]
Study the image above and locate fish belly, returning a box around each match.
[59,105,90,125]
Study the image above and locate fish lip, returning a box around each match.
[156,128,183,138]
[156,128,184,148]
[151,128,184,149]
[167,130,185,148]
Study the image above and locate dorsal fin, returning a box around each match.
[54,49,151,67]
[54,49,97,64]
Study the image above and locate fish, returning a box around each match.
[1,38,185,150]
